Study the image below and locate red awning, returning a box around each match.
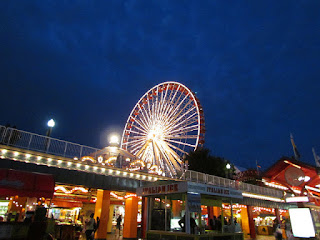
[0,168,55,198]
[262,157,320,205]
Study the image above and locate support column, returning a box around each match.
[141,197,148,239]
[94,190,110,240]
[247,205,256,240]
[107,205,114,233]
[185,194,190,234]
[221,206,224,233]
[275,208,281,223]
[207,206,214,229]
[123,195,139,239]
[240,206,250,237]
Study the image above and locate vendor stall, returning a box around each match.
[137,180,244,240]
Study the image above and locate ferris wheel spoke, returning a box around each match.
[125,141,145,152]
[125,129,146,136]
[137,110,151,130]
[124,135,146,140]
[166,93,190,122]
[160,142,182,170]
[134,118,149,133]
[166,135,199,139]
[165,104,195,131]
[167,119,199,134]
[160,85,176,117]
[165,141,188,155]
[162,91,182,119]
[139,106,152,130]
[134,140,150,157]
[166,111,198,133]
[158,88,167,118]
[155,141,180,175]
[125,138,145,147]
[132,124,148,135]
[167,126,199,138]
[165,138,196,148]
[167,100,195,126]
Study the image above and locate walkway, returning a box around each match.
[245,235,275,240]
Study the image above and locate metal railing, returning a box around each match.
[0,125,284,198]
[0,126,100,159]
[183,169,284,198]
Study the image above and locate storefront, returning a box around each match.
[0,168,55,221]
[137,180,244,240]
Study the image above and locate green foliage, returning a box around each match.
[185,147,232,178]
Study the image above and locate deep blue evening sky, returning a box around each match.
[1,1,320,170]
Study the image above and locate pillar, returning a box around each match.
[247,205,256,239]
[94,190,110,240]
[275,208,281,223]
[207,206,214,229]
[141,197,148,239]
[221,206,224,232]
[123,195,139,239]
[240,207,250,237]
[107,205,114,233]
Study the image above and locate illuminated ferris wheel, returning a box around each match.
[121,82,205,177]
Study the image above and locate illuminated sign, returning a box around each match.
[285,196,309,203]
[137,182,186,196]
[136,181,243,199]
[289,208,315,238]
[188,182,243,199]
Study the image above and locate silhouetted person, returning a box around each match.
[116,214,122,236]
[85,213,95,240]
[95,216,100,232]
[179,215,197,234]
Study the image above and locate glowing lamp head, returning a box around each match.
[109,135,119,145]
[226,163,231,169]
[47,119,55,128]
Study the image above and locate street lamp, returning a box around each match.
[46,119,55,137]
[226,163,231,179]
[109,134,122,168]
[109,135,120,146]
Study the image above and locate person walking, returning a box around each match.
[85,213,95,240]
[116,214,122,236]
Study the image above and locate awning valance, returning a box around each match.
[0,168,55,198]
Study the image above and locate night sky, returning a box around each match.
[1,1,320,170]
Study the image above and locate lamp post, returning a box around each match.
[109,134,122,168]
[46,119,55,137]
[45,119,55,152]
[226,163,231,179]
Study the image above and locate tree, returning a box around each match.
[185,147,232,178]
